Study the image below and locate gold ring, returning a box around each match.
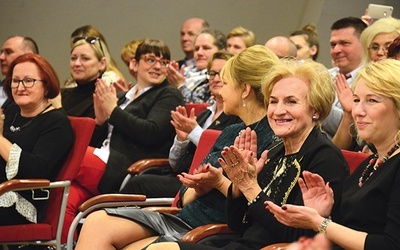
[0,114,5,120]
[231,162,239,167]
[195,182,199,187]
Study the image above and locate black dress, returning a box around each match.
[178,128,348,250]
[0,105,73,225]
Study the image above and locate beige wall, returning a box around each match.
[0,0,399,82]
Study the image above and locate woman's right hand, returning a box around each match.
[166,61,186,88]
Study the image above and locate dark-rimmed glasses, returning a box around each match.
[11,78,44,89]
[206,70,221,80]
[73,36,105,56]
[140,55,169,68]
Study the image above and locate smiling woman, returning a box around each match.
[0,53,73,225]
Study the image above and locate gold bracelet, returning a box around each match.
[317,217,332,234]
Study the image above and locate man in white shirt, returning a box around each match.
[322,17,367,138]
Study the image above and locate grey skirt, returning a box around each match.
[105,207,193,243]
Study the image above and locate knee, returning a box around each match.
[83,210,108,227]
[147,242,180,250]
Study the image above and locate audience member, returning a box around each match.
[266,59,400,250]
[168,29,226,104]
[118,39,143,91]
[264,36,297,58]
[66,25,126,88]
[74,45,279,250]
[322,17,367,139]
[119,51,241,197]
[60,37,108,118]
[0,54,73,226]
[178,18,209,68]
[290,24,319,61]
[226,26,256,54]
[149,59,348,250]
[62,39,184,243]
[360,17,400,65]
[0,36,39,106]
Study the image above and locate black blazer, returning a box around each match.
[93,80,184,193]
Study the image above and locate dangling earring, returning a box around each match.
[242,98,246,108]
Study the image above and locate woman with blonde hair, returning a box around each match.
[226,26,256,54]
[147,60,347,250]
[266,59,400,250]
[360,17,400,65]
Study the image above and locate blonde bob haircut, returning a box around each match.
[227,26,256,48]
[220,45,279,105]
[353,58,400,142]
[71,39,108,75]
[262,59,334,128]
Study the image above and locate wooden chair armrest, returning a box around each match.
[142,206,181,214]
[180,223,234,243]
[0,179,50,195]
[127,158,170,175]
[78,194,146,211]
[260,243,290,250]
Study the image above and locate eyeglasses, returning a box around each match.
[368,44,390,54]
[140,55,169,68]
[206,71,221,80]
[11,78,44,89]
[73,36,105,56]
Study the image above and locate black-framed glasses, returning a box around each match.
[140,55,169,68]
[206,70,221,80]
[11,78,44,89]
[73,36,105,56]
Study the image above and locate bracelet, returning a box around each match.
[317,217,332,234]
[247,191,263,206]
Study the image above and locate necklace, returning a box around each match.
[10,104,53,133]
[238,117,264,137]
[358,143,400,187]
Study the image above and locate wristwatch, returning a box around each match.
[318,217,332,234]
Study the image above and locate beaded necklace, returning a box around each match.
[358,143,400,187]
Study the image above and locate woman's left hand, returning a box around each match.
[178,163,223,196]
[265,201,323,231]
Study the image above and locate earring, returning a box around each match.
[312,114,317,120]
[242,99,246,108]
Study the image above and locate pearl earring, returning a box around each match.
[312,114,317,120]
[242,99,246,108]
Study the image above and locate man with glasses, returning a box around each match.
[322,17,367,140]
[0,36,39,106]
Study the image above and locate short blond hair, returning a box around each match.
[262,60,334,128]
[227,26,256,48]
[120,39,143,63]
